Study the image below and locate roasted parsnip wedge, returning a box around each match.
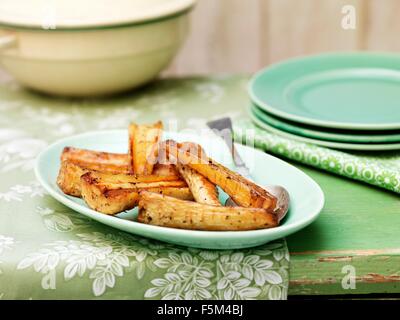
[128,121,163,175]
[176,164,221,206]
[57,160,181,197]
[61,146,179,176]
[57,161,90,197]
[61,147,129,172]
[80,172,192,215]
[165,141,277,210]
[138,191,278,231]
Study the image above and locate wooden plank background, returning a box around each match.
[165,0,400,75]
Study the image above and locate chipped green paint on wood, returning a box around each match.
[289,254,400,295]
[287,163,400,295]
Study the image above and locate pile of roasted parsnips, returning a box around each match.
[57,121,280,231]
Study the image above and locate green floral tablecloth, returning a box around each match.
[234,122,400,194]
[0,76,289,300]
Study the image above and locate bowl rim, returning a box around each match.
[0,4,193,32]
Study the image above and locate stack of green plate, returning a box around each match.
[248,53,400,151]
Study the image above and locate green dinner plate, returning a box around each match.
[249,110,400,151]
[249,52,400,130]
[250,103,400,143]
[35,130,324,250]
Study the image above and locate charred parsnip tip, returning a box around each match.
[80,172,193,215]
[138,191,278,231]
[176,164,221,206]
[56,159,181,198]
[128,121,163,175]
[165,140,277,210]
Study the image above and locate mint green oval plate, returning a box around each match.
[35,130,324,250]
[249,52,400,130]
[249,110,400,151]
[251,103,400,143]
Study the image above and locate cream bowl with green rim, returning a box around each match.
[35,130,325,249]
[0,0,195,96]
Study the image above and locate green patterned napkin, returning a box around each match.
[0,76,289,300]
[234,120,400,194]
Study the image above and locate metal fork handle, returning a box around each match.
[206,117,251,178]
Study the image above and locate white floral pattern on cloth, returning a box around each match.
[17,231,288,299]
[0,129,47,172]
[0,235,15,275]
[234,120,400,193]
[36,206,91,233]
[0,181,47,202]
[0,235,15,298]
[145,243,288,300]
[17,232,155,296]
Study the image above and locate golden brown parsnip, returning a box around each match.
[176,164,221,206]
[61,147,129,172]
[61,146,178,176]
[80,172,192,215]
[57,161,89,197]
[138,191,278,231]
[57,160,181,197]
[165,141,277,210]
[128,121,163,174]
